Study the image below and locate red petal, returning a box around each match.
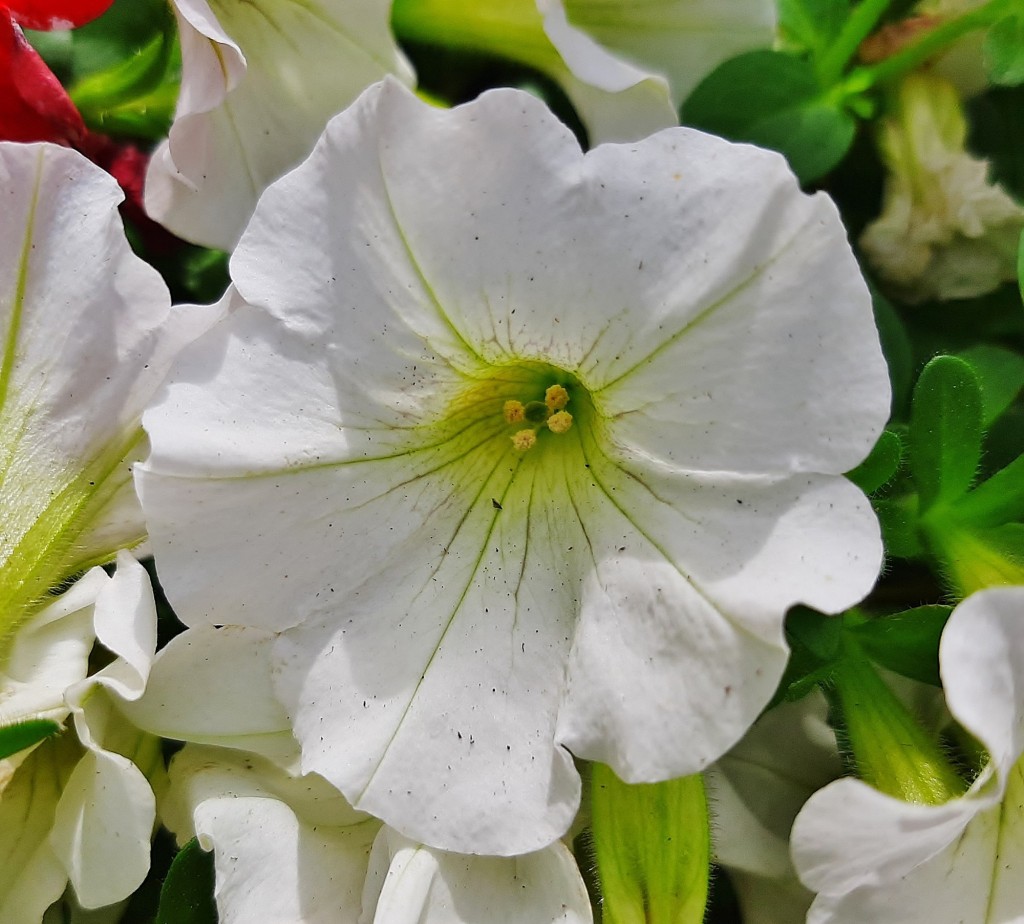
[0,12,84,143]
[6,0,114,30]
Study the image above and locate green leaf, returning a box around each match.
[985,14,1024,86]
[847,429,902,494]
[681,50,856,183]
[156,838,218,924]
[910,356,984,512]
[957,345,1024,427]
[846,606,951,686]
[968,85,1024,200]
[591,764,710,924]
[955,452,1024,526]
[0,718,60,760]
[778,0,850,56]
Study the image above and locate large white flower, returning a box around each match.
[792,585,1024,923]
[137,79,889,855]
[160,743,592,924]
[0,554,160,920]
[393,0,774,143]
[144,0,414,251]
[0,141,216,648]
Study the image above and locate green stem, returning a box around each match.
[849,0,1021,90]
[817,0,895,87]
[830,650,966,805]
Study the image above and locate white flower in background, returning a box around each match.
[392,0,775,143]
[0,141,217,645]
[860,72,1024,303]
[0,554,161,920]
[137,79,889,855]
[144,0,414,251]
[708,693,842,924]
[792,585,1024,923]
[160,744,592,924]
[128,625,591,924]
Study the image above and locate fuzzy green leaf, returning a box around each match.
[910,356,984,512]
[847,429,902,495]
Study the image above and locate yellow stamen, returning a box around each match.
[545,384,570,412]
[511,429,537,451]
[547,410,573,434]
[503,399,526,424]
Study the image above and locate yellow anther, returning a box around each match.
[503,399,526,424]
[511,429,537,451]
[547,410,573,434]
[545,384,570,412]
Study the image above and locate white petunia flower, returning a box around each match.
[792,585,1024,923]
[159,743,592,924]
[0,141,218,646]
[138,79,889,855]
[860,73,1024,303]
[393,0,774,143]
[144,0,414,251]
[0,554,161,919]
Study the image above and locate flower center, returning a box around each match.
[503,384,574,451]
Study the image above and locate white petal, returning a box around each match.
[940,586,1024,786]
[709,693,840,878]
[146,0,413,249]
[88,552,157,702]
[538,0,677,143]
[166,746,376,924]
[271,450,585,854]
[48,747,155,909]
[0,734,79,921]
[364,827,592,923]
[1,569,106,724]
[559,0,776,106]
[803,769,1024,923]
[121,625,299,767]
[0,142,217,619]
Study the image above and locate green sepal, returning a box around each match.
[985,13,1024,86]
[828,644,967,804]
[956,345,1024,428]
[847,429,902,495]
[909,355,983,513]
[156,838,218,924]
[845,605,951,686]
[590,764,710,924]
[0,718,61,760]
[681,50,856,183]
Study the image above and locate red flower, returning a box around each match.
[0,0,114,144]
